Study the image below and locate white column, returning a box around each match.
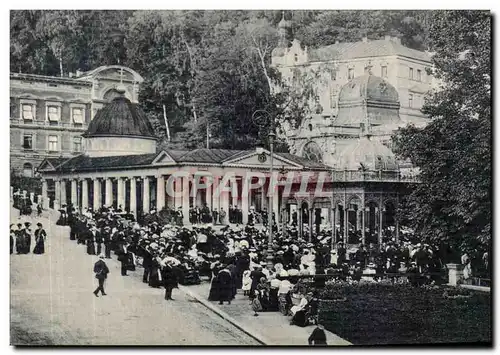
[379,205,384,246]
[117,177,125,210]
[242,176,249,225]
[231,177,238,208]
[212,176,220,212]
[206,176,213,211]
[362,206,366,245]
[10,186,13,202]
[93,178,101,210]
[130,177,137,217]
[182,176,190,225]
[156,175,165,211]
[105,178,113,207]
[220,178,230,225]
[42,179,49,209]
[174,177,182,209]
[142,176,150,213]
[54,179,61,203]
[60,180,67,206]
[71,179,77,207]
[81,179,89,210]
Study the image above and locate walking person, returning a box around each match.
[33,223,47,255]
[308,323,328,346]
[161,260,179,300]
[23,222,32,254]
[93,254,109,297]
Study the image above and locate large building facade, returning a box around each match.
[10,65,143,176]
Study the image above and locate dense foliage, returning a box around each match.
[393,11,491,260]
[11,10,432,150]
[319,282,491,345]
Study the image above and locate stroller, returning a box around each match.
[178,261,201,285]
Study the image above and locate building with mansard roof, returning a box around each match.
[10,65,143,176]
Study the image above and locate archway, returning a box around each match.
[347,197,362,244]
[365,201,380,245]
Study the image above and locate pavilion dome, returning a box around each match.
[83,93,156,139]
[335,73,402,128]
[336,135,399,171]
[338,73,399,104]
[82,90,157,157]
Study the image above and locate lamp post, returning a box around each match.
[253,109,276,264]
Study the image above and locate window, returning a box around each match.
[308,124,313,131]
[381,65,388,78]
[23,134,33,150]
[408,93,413,108]
[72,107,84,124]
[48,135,58,151]
[417,69,422,82]
[294,54,298,62]
[22,103,34,120]
[348,68,355,80]
[73,136,82,152]
[409,67,414,80]
[23,163,33,178]
[47,105,60,122]
[330,70,337,81]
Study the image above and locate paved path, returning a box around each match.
[10,208,259,346]
[187,282,351,346]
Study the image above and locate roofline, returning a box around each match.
[82,134,158,140]
[10,72,93,86]
[77,65,144,83]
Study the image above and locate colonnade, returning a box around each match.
[42,174,281,226]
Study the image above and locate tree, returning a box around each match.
[393,10,491,260]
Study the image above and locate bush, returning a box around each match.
[318,282,491,345]
[11,170,42,196]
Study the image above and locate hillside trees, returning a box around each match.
[393,10,491,258]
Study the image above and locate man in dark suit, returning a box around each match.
[93,255,109,297]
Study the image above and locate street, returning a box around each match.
[10,208,259,346]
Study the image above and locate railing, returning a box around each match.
[10,118,86,130]
[332,170,420,183]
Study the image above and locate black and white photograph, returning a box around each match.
[7,8,491,347]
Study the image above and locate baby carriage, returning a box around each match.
[178,261,201,285]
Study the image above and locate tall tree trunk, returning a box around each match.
[59,54,63,77]
[163,104,171,142]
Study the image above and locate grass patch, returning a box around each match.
[318,282,491,345]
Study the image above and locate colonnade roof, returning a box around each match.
[38,148,332,174]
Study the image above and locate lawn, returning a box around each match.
[318,282,491,345]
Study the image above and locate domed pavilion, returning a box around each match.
[283,72,419,245]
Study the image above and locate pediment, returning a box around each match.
[37,159,56,172]
[223,150,302,169]
[151,150,176,165]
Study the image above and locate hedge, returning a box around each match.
[318,282,491,345]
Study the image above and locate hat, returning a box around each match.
[37,223,42,227]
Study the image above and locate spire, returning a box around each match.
[278,10,291,47]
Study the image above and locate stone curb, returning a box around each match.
[178,285,271,346]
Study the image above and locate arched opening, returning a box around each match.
[365,201,380,245]
[302,141,323,163]
[22,163,33,177]
[347,197,362,244]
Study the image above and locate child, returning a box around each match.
[242,270,251,296]
[251,290,262,316]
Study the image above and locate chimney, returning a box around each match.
[335,39,340,44]
[68,72,74,78]
[385,35,391,41]
[362,36,368,43]
[75,69,82,77]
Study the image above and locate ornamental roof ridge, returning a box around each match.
[10,73,93,86]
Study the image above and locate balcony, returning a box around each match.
[10,118,87,131]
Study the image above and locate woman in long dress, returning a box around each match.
[33,223,47,254]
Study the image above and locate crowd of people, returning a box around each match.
[52,201,466,329]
